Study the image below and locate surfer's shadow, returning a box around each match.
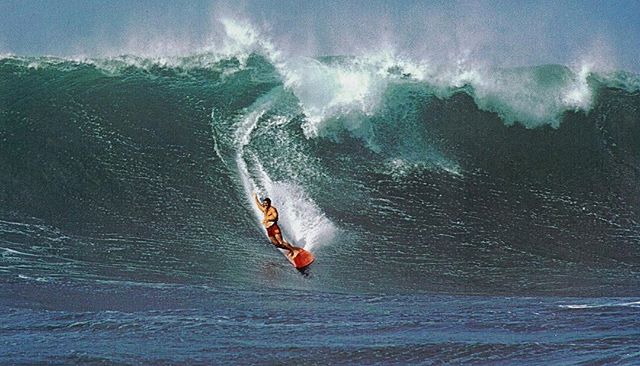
[259,260,314,279]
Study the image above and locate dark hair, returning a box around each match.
[263,198,271,205]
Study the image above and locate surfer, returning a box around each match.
[253,193,301,256]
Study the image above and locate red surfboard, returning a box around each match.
[284,248,315,269]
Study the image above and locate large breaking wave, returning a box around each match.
[1,21,639,295]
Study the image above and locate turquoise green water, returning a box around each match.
[1,54,639,364]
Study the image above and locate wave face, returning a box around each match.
[1,53,640,296]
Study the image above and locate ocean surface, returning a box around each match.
[1,45,640,364]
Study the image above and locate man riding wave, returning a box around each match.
[253,193,302,256]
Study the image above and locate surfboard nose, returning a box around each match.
[289,249,315,269]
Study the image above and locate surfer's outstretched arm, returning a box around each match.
[253,193,266,213]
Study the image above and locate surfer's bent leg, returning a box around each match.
[268,236,286,249]
[275,234,299,252]
[266,224,299,254]
[269,236,297,253]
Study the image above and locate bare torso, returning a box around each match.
[253,193,299,255]
[262,206,278,228]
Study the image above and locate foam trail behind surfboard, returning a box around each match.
[232,104,273,224]
[232,101,336,252]
[253,160,336,252]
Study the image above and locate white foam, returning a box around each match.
[281,52,421,139]
[559,300,640,309]
[7,16,612,130]
[383,158,462,178]
[0,52,15,60]
[17,274,49,282]
[422,62,596,128]
[233,106,270,217]
[219,18,285,72]
[253,163,336,252]
[230,98,337,252]
[276,48,602,138]
[1,247,37,257]
[561,63,593,110]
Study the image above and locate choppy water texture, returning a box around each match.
[1,47,639,364]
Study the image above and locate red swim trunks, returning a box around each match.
[266,223,281,237]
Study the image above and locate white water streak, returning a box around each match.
[233,107,269,224]
[232,103,335,252]
[559,301,640,309]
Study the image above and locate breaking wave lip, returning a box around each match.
[3,17,640,180]
[4,16,639,132]
[0,18,284,76]
[284,54,640,135]
[4,49,639,181]
[3,37,639,133]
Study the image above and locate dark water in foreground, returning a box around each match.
[3,278,640,365]
[1,53,639,364]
